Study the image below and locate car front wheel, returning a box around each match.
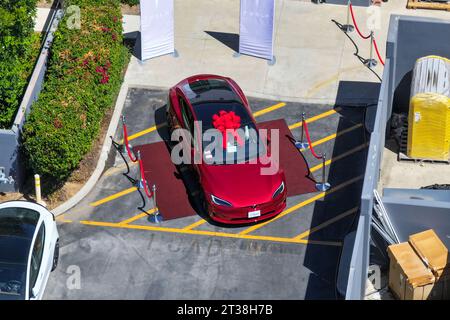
[51,239,59,272]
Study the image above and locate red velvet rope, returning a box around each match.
[123,122,138,163]
[372,38,385,66]
[349,3,371,40]
[138,157,154,199]
[303,120,322,160]
[349,3,385,66]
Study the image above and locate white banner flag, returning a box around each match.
[140,0,175,61]
[239,0,275,61]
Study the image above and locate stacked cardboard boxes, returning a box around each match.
[387,229,450,300]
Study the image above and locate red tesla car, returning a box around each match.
[167,74,287,224]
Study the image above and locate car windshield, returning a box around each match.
[0,207,40,300]
[183,79,266,164]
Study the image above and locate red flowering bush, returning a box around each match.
[22,0,130,181]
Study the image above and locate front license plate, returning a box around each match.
[248,210,261,219]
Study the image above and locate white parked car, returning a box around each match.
[0,201,59,300]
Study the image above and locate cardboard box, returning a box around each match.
[387,242,435,300]
[409,229,449,275]
[409,229,450,299]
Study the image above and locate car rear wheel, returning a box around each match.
[51,239,59,272]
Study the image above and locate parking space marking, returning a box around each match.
[309,142,369,173]
[238,175,364,235]
[89,187,137,207]
[55,214,72,223]
[127,123,167,142]
[253,102,286,117]
[300,123,363,151]
[292,207,359,240]
[118,208,157,225]
[79,219,342,246]
[288,107,342,130]
[183,218,207,230]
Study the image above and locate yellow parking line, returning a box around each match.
[239,175,364,235]
[253,102,286,117]
[79,219,341,246]
[301,123,363,151]
[183,219,207,230]
[309,142,369,173]
[288,107,342,130]
[118,208,158,225]
[90,187,137,207]
[126,123,166,142]
[292,207,359,241]
[55,214,72,223]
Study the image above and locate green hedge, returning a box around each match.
[0,0,39,128]
[22,0,130,182]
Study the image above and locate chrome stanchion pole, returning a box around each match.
[316,153,331,192]
[121,115,128,154]
[342,0,354,33]
[136,150,143,189]
[364,31,378,68]
[149,184,163,223]
[295,112,310,149]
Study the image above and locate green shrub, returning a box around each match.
[22,0,130,182]
[0,0,39,128]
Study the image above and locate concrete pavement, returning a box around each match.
[35,1,449,104]
[120,0,449,104]
[44,88,368,299]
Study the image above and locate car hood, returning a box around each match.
[199,161,285,207]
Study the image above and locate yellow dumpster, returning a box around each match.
[407,55,450,161]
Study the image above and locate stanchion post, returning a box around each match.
[342,0,354,33]
[364,31,378,68]
[136,150,143,189]
[149,184,163,223]
[120,115,128,154]
[315,154,331,192]
[295,112,310,149]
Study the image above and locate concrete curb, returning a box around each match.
[52,81,129,216]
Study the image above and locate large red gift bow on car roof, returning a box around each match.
[212,110,244,149]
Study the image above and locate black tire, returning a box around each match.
[51,239,59,272]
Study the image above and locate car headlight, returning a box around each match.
[272,181,285,198]
[211,195,232,207]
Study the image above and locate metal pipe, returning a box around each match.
[322,154,326,185]
[364,31,378,68]
[152,184,158,214]
[300,112,306,143]
[136,150,142,188]
[342,0,355,33]
[295,113,310,149]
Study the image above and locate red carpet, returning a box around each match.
[134,142,197,220]
[134,119,316,220]
[257,119,317,197]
